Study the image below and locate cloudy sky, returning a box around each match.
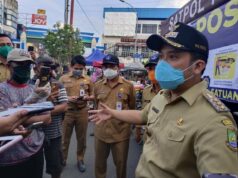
[18,0,190,35]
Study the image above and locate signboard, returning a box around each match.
[121,37,146,43]
[104,12,136,37]
[37,9,46,15]
[160,0,229,35]
[190,0,238,103]
[32,14,47,25]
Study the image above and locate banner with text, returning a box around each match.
[160,0,229,35]
[32,14,47,25]
[190,0,238,103]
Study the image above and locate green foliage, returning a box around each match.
[44,23,84,64]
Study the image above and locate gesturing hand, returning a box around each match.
[88,103,113,124]
[47,90,59,102]
[25,79,51,103]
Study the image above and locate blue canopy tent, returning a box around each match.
[86,49,106,66]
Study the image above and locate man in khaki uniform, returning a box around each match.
[0,34,13,82]
[142,53,160,109]
[94,54,135,178]
[59,55,93,172]
[136,54,161,143]
[89,22,238,178]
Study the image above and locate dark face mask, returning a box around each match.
[12,65,31,84]
[73,69,83,77]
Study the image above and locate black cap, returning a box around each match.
[146,22,209,61]
[36,54,54,65]
[144,53,159,67]
[103,54,119,65]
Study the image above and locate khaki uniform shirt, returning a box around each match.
[0,63,10,83]
[94,77,135,143]
[136,81,238,178]
[59,72,93,110]
[142,85,158,109]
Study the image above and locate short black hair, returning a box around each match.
[71,55,86,66]
[0,33,12,42]
[190,52,207,63]
[190,52,207,75]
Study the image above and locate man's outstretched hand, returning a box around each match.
[88,103,113,124]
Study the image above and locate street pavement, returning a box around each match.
[43,122,143,178]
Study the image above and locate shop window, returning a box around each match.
[136,24,141,34]
[142,24,157,34]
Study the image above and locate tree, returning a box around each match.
[44,23,85,64]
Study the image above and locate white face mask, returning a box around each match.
[103,68,118,80]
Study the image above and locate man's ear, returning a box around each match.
[194,60,206,75]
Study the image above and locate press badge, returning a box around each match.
[80,89,85,96]
[116,101,122,110]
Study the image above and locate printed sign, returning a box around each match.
[32,14,47,25]
[160,0,229,35]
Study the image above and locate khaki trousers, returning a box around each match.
[62,108,88,162]
[95,137,129,178]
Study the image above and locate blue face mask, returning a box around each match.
[155,60,194,90]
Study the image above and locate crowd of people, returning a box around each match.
[0,22,237,178]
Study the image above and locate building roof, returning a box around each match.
[103,8,178,20]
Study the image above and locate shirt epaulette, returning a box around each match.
[121,77,133,86]
[159,89,167,95]
[144,85,152,90]
[202,90,229,112]
[84,75,91,80]
[95,79,104,86]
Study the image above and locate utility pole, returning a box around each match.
[64,0,69,25]
[0,0,4,33]
[69,0,74,26]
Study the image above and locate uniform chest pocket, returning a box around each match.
[64,81,74,88]
[147,111,159,125]
[167,128,185,142]
[97,93,108,101]
[156,125,186,169]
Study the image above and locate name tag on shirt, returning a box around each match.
[116,101,122,110]
[80,89,85,96]
[152,106,159,113]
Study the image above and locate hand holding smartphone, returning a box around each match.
[77,96,84,100]
[51,82,59,93]
[38,66,51,87]
[0,102,54,117]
